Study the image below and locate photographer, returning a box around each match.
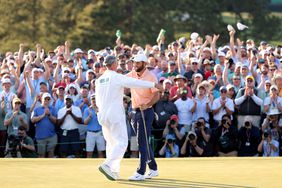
[181,131,204,157]
[159,135,179,158]
[258,130,279,157]
[238,118,261,156]
[261,110,281,142]
[6,126,37,158]
[163,115,186,145]
[191,117,213,156]
[17,126,38,158]
[214,114,238,156]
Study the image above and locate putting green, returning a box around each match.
[0,158,281,188]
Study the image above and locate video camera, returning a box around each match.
[6,135,23,158]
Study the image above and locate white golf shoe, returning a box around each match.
[145,169,159,179]
[98,164,116,181]
[128,172,145,181]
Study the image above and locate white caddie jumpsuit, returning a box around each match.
[95,70,155,173]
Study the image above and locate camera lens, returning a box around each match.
[222,119,227,125]
[167,139,173,144]
[263,132,269,138]
[245,121,250,127]
[188,134,196,141]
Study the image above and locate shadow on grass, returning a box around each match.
[118,178,256,188]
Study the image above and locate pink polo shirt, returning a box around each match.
[127,69,158,109]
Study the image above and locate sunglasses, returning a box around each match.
[270,69,276,71]
[45,98,51,101]
[233,78,240,80]
[247,80,253,83]
[192,62,198,65]
[64,71,70,73]
[221,90,227,93]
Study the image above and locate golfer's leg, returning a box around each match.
[136,112,147,175]
[145,108,157,171]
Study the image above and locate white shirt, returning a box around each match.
[212,97,234,121]
[57,105,82,130]
[95,70,155,126]
[262,140,279,157]
[0,90,16,113]
[192,95,211,122]
[264,96,282,115]
[174,98,193,125]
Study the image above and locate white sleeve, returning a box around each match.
[226,99,234,112]
[212,99,219,110]
[118,74,155,89]
[251,94,263,106]
[264,97,270,106]
[235,95,247,105]
[57,109,64,119]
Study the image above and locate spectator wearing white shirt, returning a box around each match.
[192,84,212,124]
[174,88,196,132]
[57,95,82,158]
[212,86,234,128]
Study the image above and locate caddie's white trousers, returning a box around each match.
[102,120,128,173]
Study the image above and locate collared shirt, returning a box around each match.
[83,107,102,132]
[25,77,46,108]
[31,105,57,140]
[127,69,158,109]
[75,98,90,113]
[57,105,82,130]
[55,98,65,112]
[4,111,28,136]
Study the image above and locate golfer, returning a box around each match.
[127,53,159,181]
[95,55,162,181]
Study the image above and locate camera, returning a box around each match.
[167,139,173,144]
[6,135,23,157]
[222,119,227,125]
[245,121,251,127]
[170,120,176,126]
[188,133,196,141]
[196,121,202,127]
[263,132,269,139]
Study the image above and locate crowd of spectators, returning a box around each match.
[0,29,282,158]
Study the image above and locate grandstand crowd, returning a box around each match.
[0,30,282,158]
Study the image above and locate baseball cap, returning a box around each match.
[64,95,72,101]
[163,79,172,85]
[194,73,203,79]
[246,75,254,81]
[218,51,226,57]
[190,57,198,63]
[174,74,187,82]
[74,48,84,54]
[12,97,22,105]
[170,114,178,121]
[2,78,11,84]
[42,93,51,99]
[219,86,227,91]
[132,53,148,62]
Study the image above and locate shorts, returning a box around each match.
[86,131,106,152]
[37,134,58,156]
[130,136,138,151]
[59,129,80,154]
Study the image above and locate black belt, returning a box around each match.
[132,107,152,112]
[88,130,101,133]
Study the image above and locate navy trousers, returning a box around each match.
[133,107,157,175]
